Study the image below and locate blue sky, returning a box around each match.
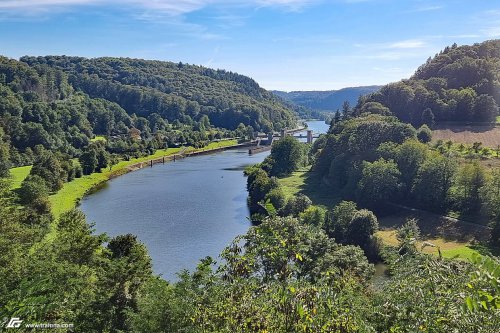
[0,0,498,91]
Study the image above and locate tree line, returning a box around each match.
[354,40,500,125]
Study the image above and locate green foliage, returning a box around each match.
[264,135,308,176]
[246,167,279,215]
[372,253,500,332]
[396,218,421,254]
[280,193,312,217]
[325,200,358,240]
[465,254,500,312]
[18,174,51,215]
[21,56,295,132]
[264,187,287,211]
[416,124,432,143]
[451,161,487,213]
[346,209,379,247]
[0,128,10,177]
[30,151,65,192]
[412,155,457,211]
[0,55,295,173]
[356,40,500,124]
[421,107,435,127]
[299,205,327,228]
[79,142,109,175]
[357,158,401,207]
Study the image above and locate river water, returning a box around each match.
[80,121,329,281]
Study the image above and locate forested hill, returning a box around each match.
[0,55,296,167]
[354,40,500,125]
[20,56,296,131]
[273,86,382,113]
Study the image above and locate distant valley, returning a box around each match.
[273,85,382,114]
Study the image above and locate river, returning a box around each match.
[80,120,329,281]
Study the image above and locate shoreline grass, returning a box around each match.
[49,139,239,218]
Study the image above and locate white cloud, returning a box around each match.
[408,5,443,13]
[388,39,426,49]
[481,26,500,38]
[0,0,318,15]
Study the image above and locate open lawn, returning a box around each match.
[377,208,489,260]
[90,135,107,142]
[376,229,479,260]
[432,124,500,147]
[278,169,490,260]
[9,165,32,189]
[49,139,238,218]
[277,168,339,207]
[49,147,183,218]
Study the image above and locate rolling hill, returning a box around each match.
[273,86,382,113]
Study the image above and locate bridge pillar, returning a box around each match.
[267,132,274,145]
[307,130,313,144]
[280,129,286,138]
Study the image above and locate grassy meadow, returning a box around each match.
[277,168,488,260]
[10,139,239,221]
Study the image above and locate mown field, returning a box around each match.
[9,139,239,220]
[432,124,500,147]
[278,169,488,260]
[376,208,488,260]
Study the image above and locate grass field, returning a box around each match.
[277,167,339,207]
[376,229,479,260]
[49,147,183,218]
[90,135,107,142]
[49,139,238,218]
[432,124,500,147]
[9,165,32,189]
[376,208,489,260]
[278,169,489,260]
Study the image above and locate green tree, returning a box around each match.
[357,158,402,207]
[396,218,421,254]
[345,209,378,247]
[299,206,327,228]
[453,162,486,213]
[474,94,499,122]
[412,155,457,211]
[324,201,358,241]
[18,175,51,214]
[421,107,435,127]
[266,135,306,176]
[30,151,65,191]
[280,193,312,217]
[0,128,10,178]
[394,140,429,192]
[79,149,98,175]
[264,187,287,211]
[416,124,432,143]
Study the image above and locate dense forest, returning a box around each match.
[354,40,500,125]
[273,85,381,114]
[0,41,499,332]
[0,55,296,170]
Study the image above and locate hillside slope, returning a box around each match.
[273,86,382,113]
[354,40,500,125]
[21,56,296,131]
[0,56,296,166]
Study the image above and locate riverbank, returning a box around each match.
[49,139,241,218]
